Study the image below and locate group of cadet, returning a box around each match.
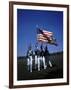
[26,44,52,72]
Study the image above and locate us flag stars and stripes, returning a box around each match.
[37,28,58,46]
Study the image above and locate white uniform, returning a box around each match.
[42,56,47,69]
[37,56,41,71]
[40,56,46,70]
[35,55,38,69]
[27,50,33,72]
[49,60,52,67]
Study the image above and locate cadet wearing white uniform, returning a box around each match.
[35,46,41,71]
[37,51,41,71]
[27,46,33,72]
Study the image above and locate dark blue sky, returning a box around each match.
[17,9,63,57]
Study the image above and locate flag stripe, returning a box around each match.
[37,37,47,40]
[37,34,47,40]
[37,39,48,42]
[37,34,53,41]
[37,34,52,37]
[43,30,53,34]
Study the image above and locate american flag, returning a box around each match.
[37,28,57,46]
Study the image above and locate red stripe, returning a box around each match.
[37,39,48,42]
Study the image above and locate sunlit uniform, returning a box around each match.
[27,49,33,72]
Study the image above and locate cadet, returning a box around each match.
[27,45,33,72]
[40,45,47,70]
[44,45,52,67]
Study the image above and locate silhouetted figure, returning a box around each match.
[40,45,47,69]
[44,46,52,67]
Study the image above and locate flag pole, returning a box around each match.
[35,25,38,57]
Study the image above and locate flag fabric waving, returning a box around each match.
[37,28,57,46]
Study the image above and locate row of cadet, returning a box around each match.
[26,45,53,72]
